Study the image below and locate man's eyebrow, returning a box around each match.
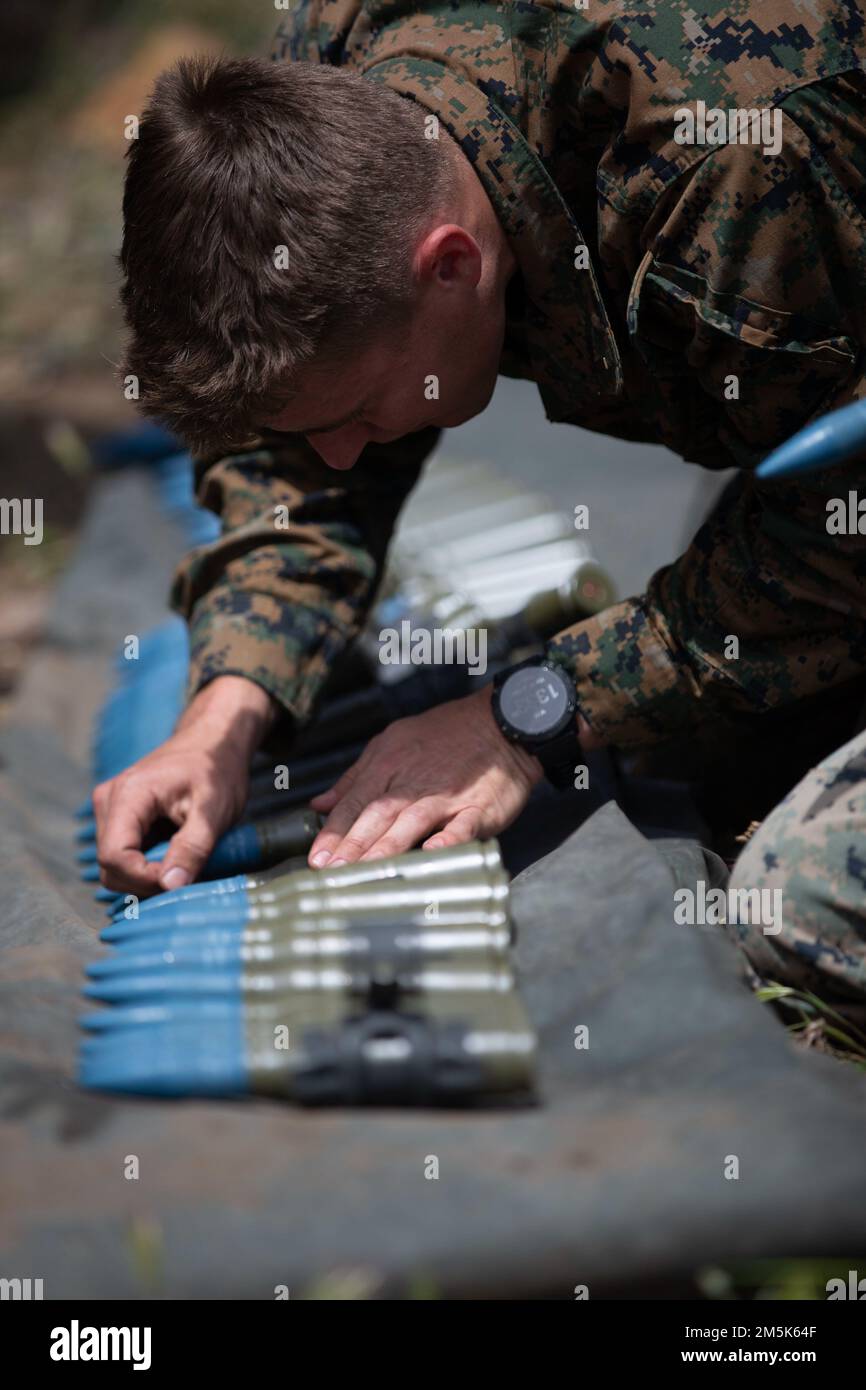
[265,404,366,436]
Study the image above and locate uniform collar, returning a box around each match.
[363,53,622,420]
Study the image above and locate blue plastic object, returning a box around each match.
[78,1015,248,1097]
[84,970,244,1002]
[756,398,866,480]
[110,873,248,920]
[102,892,251,942]
[80,823,263,886]
[81,1000,244,1031]
[87,942,247,976]
[91,423,180,469]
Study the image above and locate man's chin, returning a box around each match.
[442,400,489,429]
[446,376,498,428]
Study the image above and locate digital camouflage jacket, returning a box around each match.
[172,0,866,749]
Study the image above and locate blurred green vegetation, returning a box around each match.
[0,0,275,406]
[698,1258,866,1301]
[1,0,268,116]
[758,983,866,1070]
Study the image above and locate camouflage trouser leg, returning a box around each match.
[727,724,866,1029]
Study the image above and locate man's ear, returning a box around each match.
[415,224,482,289]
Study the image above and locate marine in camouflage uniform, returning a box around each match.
[169,3,866,1008]
[728,721,866,1026]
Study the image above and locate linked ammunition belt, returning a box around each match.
[79,838,538,1107]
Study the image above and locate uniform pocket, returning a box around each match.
[627,252,859,468]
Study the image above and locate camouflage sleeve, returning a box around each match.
[549,77,866,749]
[547,443,866,749]
[170,429,439,721]
[272,0,362,66]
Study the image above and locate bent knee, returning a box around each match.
[728,812,866,1006]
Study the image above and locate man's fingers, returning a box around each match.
[159,809,220,890]
[423,806,483,852]
[307,760,387,864]
[98,788,165,895]
[307,787,386,865]
[101,850,165,896]
[91,780,110,838]
[317,793,416,865]
[309,756,364,814]
[309,786,339,811]
[357,799,451,862]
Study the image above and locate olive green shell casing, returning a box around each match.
[258,838,502,897]
[245,985,536,1104]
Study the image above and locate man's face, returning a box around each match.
[263,222,510,470]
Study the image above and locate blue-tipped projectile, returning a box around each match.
[756,398,866,481]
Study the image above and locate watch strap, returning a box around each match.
[534,726,580,790]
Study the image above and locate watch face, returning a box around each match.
[499,666,570,738]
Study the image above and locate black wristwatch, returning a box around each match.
[491,657,580,791]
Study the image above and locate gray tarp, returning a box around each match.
[1,470,865,1299]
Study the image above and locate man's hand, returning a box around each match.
[307,683,544,866]
[93,675,277,896]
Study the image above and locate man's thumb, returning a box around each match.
[159,812,217,890]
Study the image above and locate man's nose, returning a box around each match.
[305,425,369,470]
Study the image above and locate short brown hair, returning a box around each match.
[120,56,452,453]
